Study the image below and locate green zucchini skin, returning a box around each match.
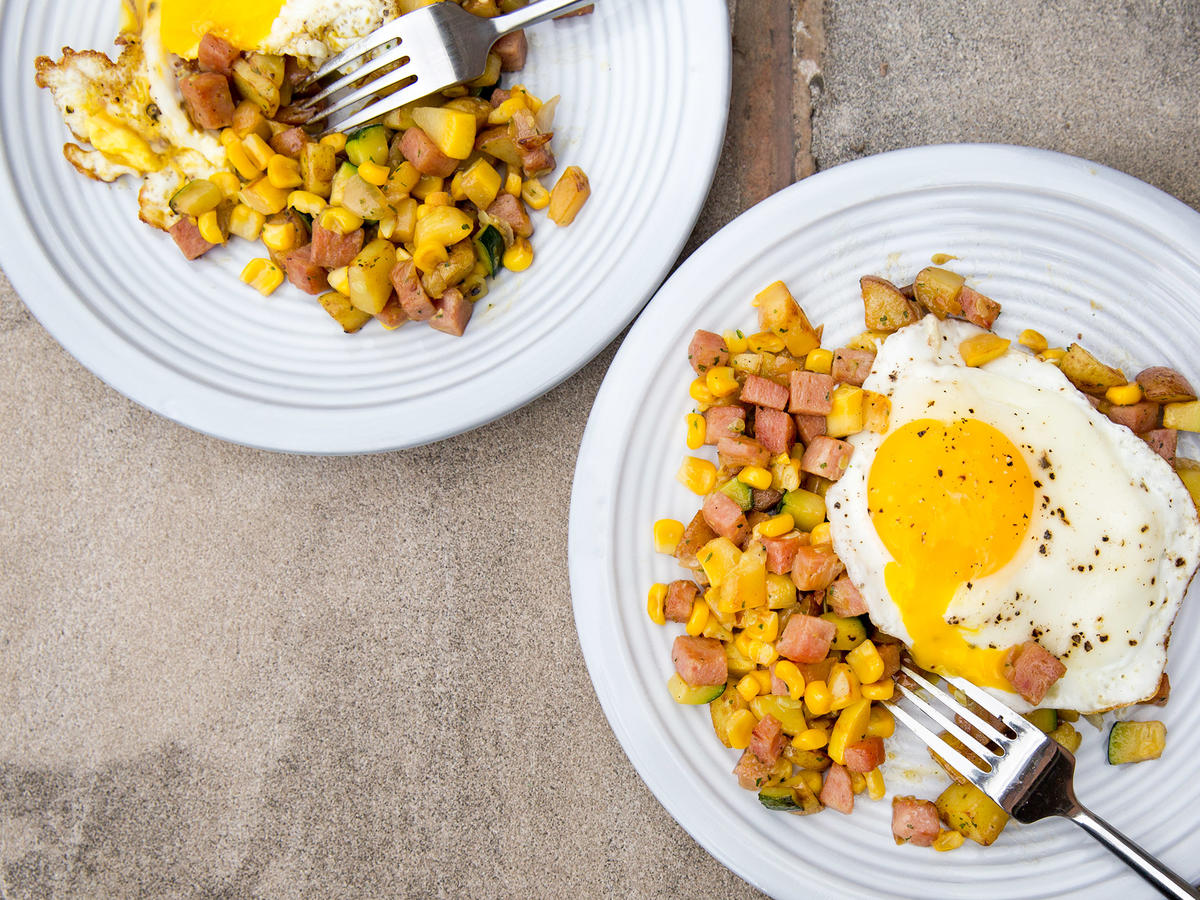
[1107,720,1166,765]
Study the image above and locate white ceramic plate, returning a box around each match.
[569,145,1200,899]
[0,0,729,453]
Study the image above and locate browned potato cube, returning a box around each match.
[936,782,1010,846]
[548,165,591,226]
[318,292,373,333]
[860,276,920,332]
[1136,366,1197,403]
[1176,458,1200,509]
[913,266,965,318]
[300,141,337,198]
[231,58,281,117]
[756,281,820,356]
[1060,343,1126,394]
[709,683,748,748]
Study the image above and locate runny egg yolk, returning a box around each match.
[867,418,1034,688]
[159,0,285,58]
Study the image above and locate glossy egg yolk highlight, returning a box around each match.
[159,0,285,57]
[868,418,1034,688]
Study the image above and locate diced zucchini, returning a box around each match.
[784,744,831,771]
[820,612,868,651]
[710,683,749,746]
[667,673,725,705]
[345,125,390,167]
[913,266,965,318]
[473,224,504,276]
[1023,708,1058,733]
[750,695,808,736]
[169,179,223,217]
[719,478,753,512]
[329,161,358,208]
[340,174,391,220]
[1107,720,1166,764]
[758,784,821,815]
[780,489,826,532]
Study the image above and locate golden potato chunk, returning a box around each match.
[936,782,1009,846]
[1176,458,1200,508]
[860,276,919,332]
[913,266,965,318]
[756,281,820,356]
[1060,343,1126,394]
[1164,400,1200,432]
[1136,366,1197,403]
[317,292,372,333]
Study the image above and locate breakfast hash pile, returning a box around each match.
[649,264,1200,849]
[34,0,591,336]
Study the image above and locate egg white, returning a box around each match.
[826,316,1200,713]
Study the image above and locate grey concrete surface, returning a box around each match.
[5,0,1200,898]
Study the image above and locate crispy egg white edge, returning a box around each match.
[260,0,400,62]
[826,316,1200,713]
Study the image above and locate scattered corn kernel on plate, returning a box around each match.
[0,0,729,452]
[569,145,1200,899]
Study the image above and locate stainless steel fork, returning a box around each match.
[292,0,596,135]
[890,665,1199,899]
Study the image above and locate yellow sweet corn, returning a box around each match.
[242,133,275,171]
[748,639,777,667]
[755,513,794,538]
[705,366,740,397]
[865,767,886,801]
[520,177,550,210]
[1018,329,1049,352]
[677,457,717,495]
[266,153,303,190]
[804,679,832,716]
[810,522,832,544]
[747,331,785,353]
[751,669,773,693]
[828,697,871,765]
[866,704,895,738]
[653,518,684,554]
[319,132,347,153]
[318,206,364,235]
[689,377,716,405]
[1039,347,1067,363]
[735,466,771,491]
[287,190,327,217]
[228,204,265,241]
[239,177,289,215]
[792,727,828,750]
[828,663,862,712]
[501,166,522,198]
[773,660,805,701]
[960,333,1011,367]
[861,679,895,701]
[260,221,296,253]
[1106,383,1144,406]
[685,599,709,636]
[846,639,885,685]
[933,829,965,852]
[327,266,350,296]
[646,583,667,626]
[196,210,225,245]
[502,238,534,272]
[487,95,528,125]
[225,138,262,180]
[357,159,391,186]
[805,348,834,374]
[736,673,761,703]
[723,329,749,355]
[850,771,867,795]
[209,170,241,200]
[726,709,757,750]
[685,413,706,449]
[240,258,284,296]
[413,241,450,274]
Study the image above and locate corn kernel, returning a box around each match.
[792,727,827,750]
[684,599,709,636]
[850,771,867,795]
[502,238,534,272]
[1039,347,1067,363]
[210,170,241,200]
[653,518,684,554]
[1018,329,1049,353]
[225,138,262,179]
[424,191,454,207]
[689,377,716,405]
[261,221,296,253]
[960,333,1011,367]
[357,159,390,186]
[318,206,364,235]
[934,829,965,852]
[748,639,778,667]
[413,241,449,274]
[828,697,872,765]
[773,660,805,701]
[319,132,347,153]
[736,465,772,491]
[769,456,801,493]
[800,770,823,795]
[447,171,467,203]
[846,639,885,685]
[705,366,740,398]
[751,669,773,693]
[810,522,832,544]
[755,513,794,538]
[327,265,350,296]
[685,413,706,449]
[487,95,528,125]
[722,329,749,355]
[733,630,755,661]
[828,663,861,711]
[727,709,757,749]
[1106,382,1144,406]
[736,674,761,703]
[239,176,289,215]
[646,583,667,626]
[866,704,895,738]
[266,153,303,190]
[521,177,551,210]
[677,457,717,495]
[861,679,895,701]
[747,331,785,353]
[804,679,832,716]
[228,204,265,241]
[242,133,275,170]
[287,190,327,217]
[865,767,886,801]
[744,611,779,644]
[240,258,284,296]
[805,348,834,374]
[196,210,225,245]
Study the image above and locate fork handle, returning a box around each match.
[488,0,600,37]
[1069,806,1200,899]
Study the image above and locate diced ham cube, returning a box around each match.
[311,223,364,268]
[400,126,459,177]
[761,532,807,575]
[843,736,885,773]
[375,292,410,330]
[740,374,789,410]
[688,330,729,374]
[770,664,790,695]
[493,30,528,70]
[664,580,698,623]
[486,192,534,238]
[800,436,854,482]
[702,491,749,544]
[490,88,512,108]
[878,642,902,681]
[269,126,309,159]
[959,285,1002,329]
[1106,400,1160,433]
[751,488,783,511]
[750,714,787,766]
[717,435,770,469]
[178,72,235,130]
[198,33,241,76]
[168,217,215,260]
[429,287,472,336]
[672,635,728,686]
[703,405,746,444]
[789,371,835,415]
[791,544,846,591]
[282,244,329,295]
[390,259,437,321]
[754,407,795,454]
[509,108,555,176]
[831,348,875,387]
[826,574,867,617]
[776,613,836,663]
[1141,428,1177,464]
[674,511,717,568]
[1002,641,1067,705]
[733,749,773,791]
[891,796,940,846]
[819,763,854,814]
[793,413,827,445]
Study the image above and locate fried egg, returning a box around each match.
[826,316,1200,713]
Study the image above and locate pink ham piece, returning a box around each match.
[493,31,528,70]
[770,665,789,696]
[486,193,534,238]
[674,511,717,569]
[959,285,1002,329]
[791,544,846,591]
[704,405,746,443]
[740,374,789,410]
[717,435,770,469]
[819,763,854,815]
[800,436,854,482]
[789,371,835,415]
[733,749,773,791]
[400,126,459,177]
[390,259,437,321]
[168,217,215,260]
[754,407,795,454]
[776,613,836,663]
[375,292,410,330]
[751,488,783,511]
[761,532,807,575]
[793,413,827,445]
[1142,428,1177,464]
[843,736,885,773]
[826,574,867,616]
[311,223,364,268]
[891,796,940,846]
[429,287,472,336]
[831,348,875,387]
[702,491,750,544]
[1106,400,1160,433]
[671,635,728,686]
[664,580,698,623]
[198,33,241,76]
[269,126,309,159]
[178,72,235,130]
[282,244,329,295]
[688,330,729,374]
[1002,641,1067,705]
[750,714,787,766]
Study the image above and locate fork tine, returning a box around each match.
[942,672,1038,734]
[894,682,1001,765]
[297,16,409,91]
[305,64,418,128]
[888,703,983,779]
[899,666,1010,745]
[294,42,410,112]
[321,78,433,136]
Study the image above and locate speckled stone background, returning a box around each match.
[3,1,1200,897]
